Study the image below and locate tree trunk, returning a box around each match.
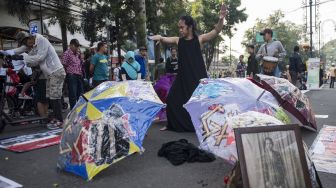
[135,0,147,47]
[206,45,215,70]
[60,19,68,52]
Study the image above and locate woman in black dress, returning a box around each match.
[151,4,227,132]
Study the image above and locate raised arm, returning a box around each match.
[150,35,179,45]
[199,4,227,44]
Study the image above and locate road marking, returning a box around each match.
[315,115,329,119]
[301,90,310,94]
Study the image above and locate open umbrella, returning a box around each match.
[184,78,290,164]
[57,81,164,180]
[252,74,317,131]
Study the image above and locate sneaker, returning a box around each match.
[47,123,59,130]
[18,93,33,100]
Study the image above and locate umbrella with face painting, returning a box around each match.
[57,80,164,180]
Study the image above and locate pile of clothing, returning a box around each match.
[158,139,216,166]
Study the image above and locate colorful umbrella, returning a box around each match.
[184,78,290,164]
[253,74,317,131]
[57,81,164,180]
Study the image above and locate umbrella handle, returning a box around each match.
[82,94,89,102]
[257,90,266,101]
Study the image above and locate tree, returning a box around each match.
[189,0,247,70]
[242,10,305,64]
[48,0,80,51]
[5,0,80,52]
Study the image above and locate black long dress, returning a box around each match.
[166,36,208,132]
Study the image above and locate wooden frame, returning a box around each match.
[234,125,312,188]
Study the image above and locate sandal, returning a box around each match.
[160,126,168,131]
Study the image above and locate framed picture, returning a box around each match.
[234,125,312,188]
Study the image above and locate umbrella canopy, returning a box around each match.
[184,78,289,164]
[58,81,164,180]
[253,74,317,131]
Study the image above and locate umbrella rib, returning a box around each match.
[256,90,266,101]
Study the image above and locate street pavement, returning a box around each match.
[0,88,336,188]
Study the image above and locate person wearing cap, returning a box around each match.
[62,39,84,110]
[246,44,259,78]
[256,28,286,77]
[10,31,66,129]
[135,46,149,80]
[329,63,336,88]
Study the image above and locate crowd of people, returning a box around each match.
[0,1,332,134]
[0,26,184,131]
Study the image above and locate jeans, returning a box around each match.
[67,74,84,110]
[330,77,335,88]
[290,71,298,86]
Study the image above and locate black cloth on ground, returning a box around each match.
[166,36,208,132]
[158,139,216,166]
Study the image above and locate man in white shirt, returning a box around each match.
[11,31,66,129]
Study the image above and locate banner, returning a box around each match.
[0,129,62,152]
[307,58,320,90]
[310,125,336,174]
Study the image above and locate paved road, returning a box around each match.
[0,89,335,188]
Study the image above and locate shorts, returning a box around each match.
[35,79,47,103]
[46,68,66,100]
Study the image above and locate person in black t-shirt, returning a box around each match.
[165,47,178,74]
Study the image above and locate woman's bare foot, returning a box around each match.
[160,126,168,131]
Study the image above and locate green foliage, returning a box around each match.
[5,0,31,24]
[321,39,336,66]
[189,0,247,70]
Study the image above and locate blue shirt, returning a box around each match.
[91,53,109,81]
[135,55,146,79]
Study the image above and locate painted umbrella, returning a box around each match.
[57,81,164,180]
[251,74,317,131]
[184,78,290,164]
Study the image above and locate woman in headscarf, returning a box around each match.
[120,51,141,81]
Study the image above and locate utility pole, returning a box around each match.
[309,0,313,57]
[39,0,43,34]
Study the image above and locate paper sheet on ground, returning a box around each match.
[315,115,329,119]
[0,175,22,188]
[310,125,336,174]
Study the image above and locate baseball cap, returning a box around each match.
[260,28,273,36]
[15,31,31,46]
